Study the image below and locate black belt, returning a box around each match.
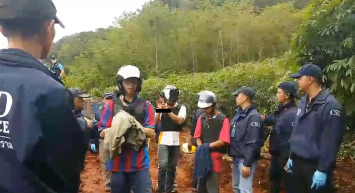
[290,153,318,164]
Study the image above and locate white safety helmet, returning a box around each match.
[197,90,217,109]
[116,65,140,79]
[160,85,179,103]
[116,65,142,94]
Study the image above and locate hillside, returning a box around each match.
[53,0,355,172]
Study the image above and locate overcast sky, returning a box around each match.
[0,0,151,49]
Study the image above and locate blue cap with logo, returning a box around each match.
[103,92,114,99]
[290,64,323,81]
[278,81,301,99]
[68,88,90,98]
[232,86,255,99]
[0,0,64,28]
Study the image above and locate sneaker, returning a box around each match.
[167,186,178,193]
[104,184,111,192]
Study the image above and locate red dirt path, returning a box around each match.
[79,131,355,193]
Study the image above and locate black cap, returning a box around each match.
[290,64,322,80]
[68,88,90,98]
[103,92,114,99]
[278,81,301,99]
[0,0,64,28]
[232,86,255,99]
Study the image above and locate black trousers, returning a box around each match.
[269,155,294,193]
[197,172,220,193]
[291,155,334,193]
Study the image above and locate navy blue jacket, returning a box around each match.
[229,105,264,167]
[0,49,87,193]
[93,106,103,126]
[289,89,345,173]
[264,102,297,157]
[74,110,89,131]
[194,143,212,179]
[90,107,102,144]
[191,109,204,136]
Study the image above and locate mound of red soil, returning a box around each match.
[79,130,355,193]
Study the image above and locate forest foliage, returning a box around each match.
[49,0,355,158]
[59,1,303,90]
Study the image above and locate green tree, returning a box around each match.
[291,0,355,122]
[62,1,302,94]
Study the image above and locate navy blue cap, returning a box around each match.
[68,88,90,98]
[103,92,114,99]
[0,0,64,28]
[232,86,255,99]
[290,64,322,80]
[278,81,301,99]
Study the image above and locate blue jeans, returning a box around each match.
[232,158,258,193]
[110,168,152,193]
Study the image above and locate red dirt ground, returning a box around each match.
[79,130,355,193]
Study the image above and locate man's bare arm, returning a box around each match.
[209,140,226,149]
[144,127,155,138]
[196,138,202,146]
[60,69,65,78]
[167,112,185,125]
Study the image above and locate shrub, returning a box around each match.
[88,58,291,119]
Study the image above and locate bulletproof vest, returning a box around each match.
[50,64,61,76]
[200,113,228,153]
[112,98,145,126]
[112,97,147,149]
[161,104,183,132]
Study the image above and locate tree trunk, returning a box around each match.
[190,37,196,72]
[236,20,240,63]
[230,37,234,66]
[219,29,225,67]
[155,36,158,72]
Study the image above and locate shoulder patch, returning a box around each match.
[296,108,301,115]
[251,122,260,127]
[330,109,340,116]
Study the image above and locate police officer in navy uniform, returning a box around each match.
[263,82,300,193]
[285,64,345,193]
[229,86,264,193]
[89,92,114,153]
[69,88,93,132]
[0,0,87,192]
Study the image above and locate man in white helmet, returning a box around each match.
[193,91,230,193]
[98,65,155,193]
[155,85,187,193]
